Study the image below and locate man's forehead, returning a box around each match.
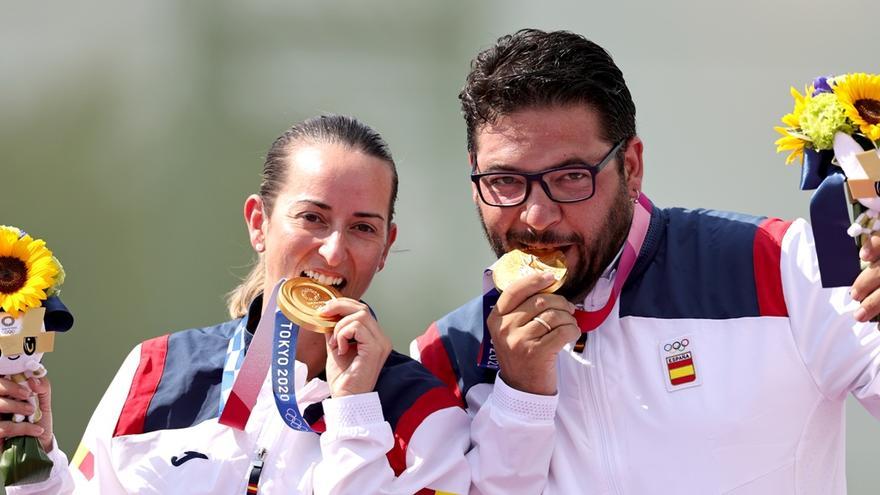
[475,120,606,169]
[474,105,604,151]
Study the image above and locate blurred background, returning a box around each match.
[2,0,878,491]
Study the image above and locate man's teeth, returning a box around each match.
[303,270,343,287]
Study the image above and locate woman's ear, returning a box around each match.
[244,194,267,253]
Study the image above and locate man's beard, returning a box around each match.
[478,180,634,302]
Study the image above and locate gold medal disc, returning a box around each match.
[277,277,342,333]
[492,249,567,293]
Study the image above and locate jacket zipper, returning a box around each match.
[584,331,623,494]
[245,447,267,494]
[245,376,285,494]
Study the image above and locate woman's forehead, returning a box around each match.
[280,144,393,213]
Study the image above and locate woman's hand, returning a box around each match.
[319,299,392,398]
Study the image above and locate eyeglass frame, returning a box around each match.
[470,139,625,207]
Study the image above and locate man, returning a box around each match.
[413,29,880,494]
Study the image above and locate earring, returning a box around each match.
[255,242,265,253]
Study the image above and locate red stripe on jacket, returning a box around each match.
[113,334,170,437]
[415,323,463,406]
[753,218,792,317]
[386,386,461,476]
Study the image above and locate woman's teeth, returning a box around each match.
[302,270,343,287]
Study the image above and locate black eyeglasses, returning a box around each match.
[470,140,624,207]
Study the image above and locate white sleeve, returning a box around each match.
[782,219,880,415]
[313,391,471,495]
[7,345,142,494]
[468,375,557,495]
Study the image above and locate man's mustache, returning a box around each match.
[505,230,583,247]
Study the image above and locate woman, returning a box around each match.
[3,115,470,494]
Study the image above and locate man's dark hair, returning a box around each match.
[460,29,637,155]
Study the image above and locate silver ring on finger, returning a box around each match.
[533,316,553,332]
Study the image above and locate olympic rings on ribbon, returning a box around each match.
[663,339,689,352]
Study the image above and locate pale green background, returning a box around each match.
[3,0,879,491]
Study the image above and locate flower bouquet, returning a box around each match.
[0,226,73,486]
[775,73,880,290]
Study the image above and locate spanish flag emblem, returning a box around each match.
[666,351,696,386]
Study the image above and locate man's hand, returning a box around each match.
[0,376,53,452]
[851,233,880,322]
[487,272,580,396]
[320,298,392,398]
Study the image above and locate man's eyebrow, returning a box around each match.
[479,158,589,173]
[295,200,385,222]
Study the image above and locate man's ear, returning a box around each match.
[244,194,266,253]
[623,136,644,197]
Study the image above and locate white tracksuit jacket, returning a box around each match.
[414,207,880,494]
[9,300,470,495]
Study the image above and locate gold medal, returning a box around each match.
[492,249,567,293]
[277,277,342,333]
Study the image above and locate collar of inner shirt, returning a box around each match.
[579,245,623,311]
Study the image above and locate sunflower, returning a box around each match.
[832,73,880,142]
[0,226,59,318]
[775,85,813,164]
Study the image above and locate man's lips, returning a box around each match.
[522,246,567,255]
[514,243,573,257]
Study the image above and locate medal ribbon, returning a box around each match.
[219,281,281,430]
[573,193,652,331]
[271,310,314,432]
[219,279,314,432]
[478,193,653,369]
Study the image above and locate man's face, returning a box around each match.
[248,142,397,301]
[471,104,643,302]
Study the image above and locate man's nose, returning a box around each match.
[519,184,562,232]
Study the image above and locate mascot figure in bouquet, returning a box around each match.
[834,132,880,242]
[0,225,73,486]
[0,309,52,422]
[775,73,880,291]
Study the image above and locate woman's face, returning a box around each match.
[246,142,397,301]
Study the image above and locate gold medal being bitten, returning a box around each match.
[492,249,567,293]
[277,277,342,333]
